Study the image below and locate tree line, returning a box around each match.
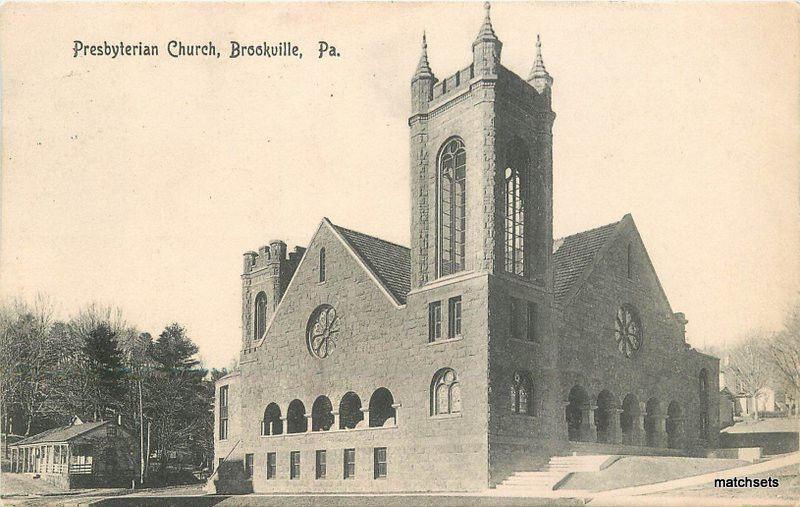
[0,296,232,477]
[717,297,800,419]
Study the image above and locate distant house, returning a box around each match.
[8,416,137,489]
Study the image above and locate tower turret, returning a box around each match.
[472,2,502,77]
[528,34,553,94]
[411,32,435,115]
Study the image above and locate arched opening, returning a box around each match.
[595,390,617,443]
[565,385,590,441]
[431,368,461,415]
[262,403,282,436]
[339,392,363,429]
[311,396,334,432]
[368,388,396,427]
[645,397,662,447]
[667,401,683,449]
[286,399,307,434]
[621,394,641,445]
[254,292,267,341]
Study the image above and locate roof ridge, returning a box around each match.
[330,223,410,251]
[555,219,621,243]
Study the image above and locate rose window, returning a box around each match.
[306,305,339,359]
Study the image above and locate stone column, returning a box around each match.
[332,411,340,430]
[280,416,287,434]
[391,403,402,427]
[632,403,646,446]
[608,408,623,444]
[305,414,313,433]
[356,408,370,429]
[653,415,668,448]
[580,405,598,443]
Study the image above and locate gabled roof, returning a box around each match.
[330,223,412,305]
[11,420,110,446]
[553,220,622,303]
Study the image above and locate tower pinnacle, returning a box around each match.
[413,31,433,80]
[528,34,553,92]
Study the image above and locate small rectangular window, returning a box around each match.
[266,452,276,479]
[244,453,254,479]
[526,302,538,342]
[219,419,228,441]
[373,447,387,479]
[448,296,462,338]
[290,451,300,479]
[343,448,356,479]
[218,457,224,472]
[315,450,326,479]
[428,301,442,342]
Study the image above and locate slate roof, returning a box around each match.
[330,218,622,307]
[11,420,109,446]
[331,224,412,305]
[553,220,621,303]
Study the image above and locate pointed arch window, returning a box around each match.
[254,292,267,341]
[504,148,526,276]
[431,368,461,415]
[438,138,467,277]
[510,370,533,415]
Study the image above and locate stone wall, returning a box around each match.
[556,218,720,451]
[215,224,491,493]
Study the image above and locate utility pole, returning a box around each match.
[138,378,145,485]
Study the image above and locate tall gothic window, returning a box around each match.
[438,138,467,277]
[504,166,525,276]
[254,291,267,340]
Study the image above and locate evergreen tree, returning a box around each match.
[83,323,127,421]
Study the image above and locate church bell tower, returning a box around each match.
[409,3,555,291]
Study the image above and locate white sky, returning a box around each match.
[2,2,798,368]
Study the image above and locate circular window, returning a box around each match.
[614,305,643,358]
[306,305,340,359]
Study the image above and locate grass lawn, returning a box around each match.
[560,456,746,492]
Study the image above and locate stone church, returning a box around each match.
[213,4,720,493]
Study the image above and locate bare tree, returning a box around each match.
[0,296,59,435]
[768,299,800,416]
[727,332,773,420]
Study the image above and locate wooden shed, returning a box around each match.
[8,417,137,489]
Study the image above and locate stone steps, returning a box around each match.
[494,454,616,496]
